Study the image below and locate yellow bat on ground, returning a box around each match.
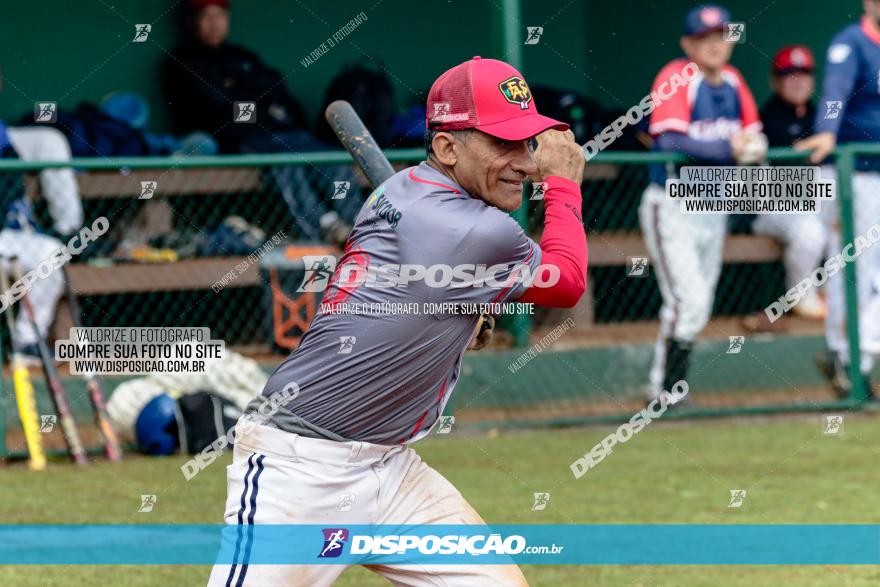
[0,262,46,470]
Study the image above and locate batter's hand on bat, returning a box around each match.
[467,314,495,351]
[534,129,585,185]
[794,131,836,164]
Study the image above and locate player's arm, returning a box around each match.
[516,130,587,308]
[647,61,735,162]
[795,34,857,163]
[654,132,733,162]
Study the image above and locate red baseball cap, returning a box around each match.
[426,57,568,141]
[772,45,815,75]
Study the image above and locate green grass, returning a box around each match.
[2,414,880,586]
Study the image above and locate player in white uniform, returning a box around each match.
[0,125,81,359]
[796,4,880,396]
[638,4,766,402]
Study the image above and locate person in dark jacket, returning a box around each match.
[754,45,826,320]
[162,0,309,154]
[162,0,359,244]
[760,45,816,147]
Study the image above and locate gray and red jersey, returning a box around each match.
[256,162,543,444]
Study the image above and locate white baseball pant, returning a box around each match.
[821,169,880,372]
[638,184,727,396]
[207,423,528,586]
[7,126,82,234]
[752,213,827,291]
[0,229,65,346]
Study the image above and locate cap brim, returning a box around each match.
[688,25,726,38]
[476,114,569,141]
[774,67,814,75]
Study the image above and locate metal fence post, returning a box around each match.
[836,145,867,402]
[496,0,531,347]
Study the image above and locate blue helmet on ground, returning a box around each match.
[135,393,180,455]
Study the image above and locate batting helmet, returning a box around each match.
[135,394,181,456]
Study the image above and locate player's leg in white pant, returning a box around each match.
[696,212,726,315]
[850,173,880,367]
[365,448,529,586]
[753,213,827,289]
[639,186,715,397]
[0,229,65,345]
[206,425,378,587]
[823,172,880,370]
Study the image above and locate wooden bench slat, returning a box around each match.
[586,233,783,266]
[26,168,263,200]
[68,257,261,295]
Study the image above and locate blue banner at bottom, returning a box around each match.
[0,525,877,565]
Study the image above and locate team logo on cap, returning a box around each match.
[791,48,808,67]
[498,76,532,110]
[700,7,722,26]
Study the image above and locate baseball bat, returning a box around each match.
[10,257,87,466]
[0,261,46,470]
[324,100,396,189]
[61,266,122,461]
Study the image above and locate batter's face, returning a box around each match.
[436,131,538,211]
[194,5,230,48]
[681,31,734,72]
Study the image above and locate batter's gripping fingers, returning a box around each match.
[534,129,584,184]
[467,314,496,351]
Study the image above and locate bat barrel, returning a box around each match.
[324,100,396,189]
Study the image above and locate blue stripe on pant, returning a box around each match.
[225,453,265,587]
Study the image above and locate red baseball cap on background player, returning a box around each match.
[426,56,569,141]
[771,45,815,75]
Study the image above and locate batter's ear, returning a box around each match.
[431,132,458,166]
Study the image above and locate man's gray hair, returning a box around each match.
[425,128,474,156]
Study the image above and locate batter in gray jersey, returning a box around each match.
[259,162,543,444]
[210,57,588,587]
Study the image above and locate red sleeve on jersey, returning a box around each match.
[648,59,692,137]
[726,65,763,133]
[516,176,588,308]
